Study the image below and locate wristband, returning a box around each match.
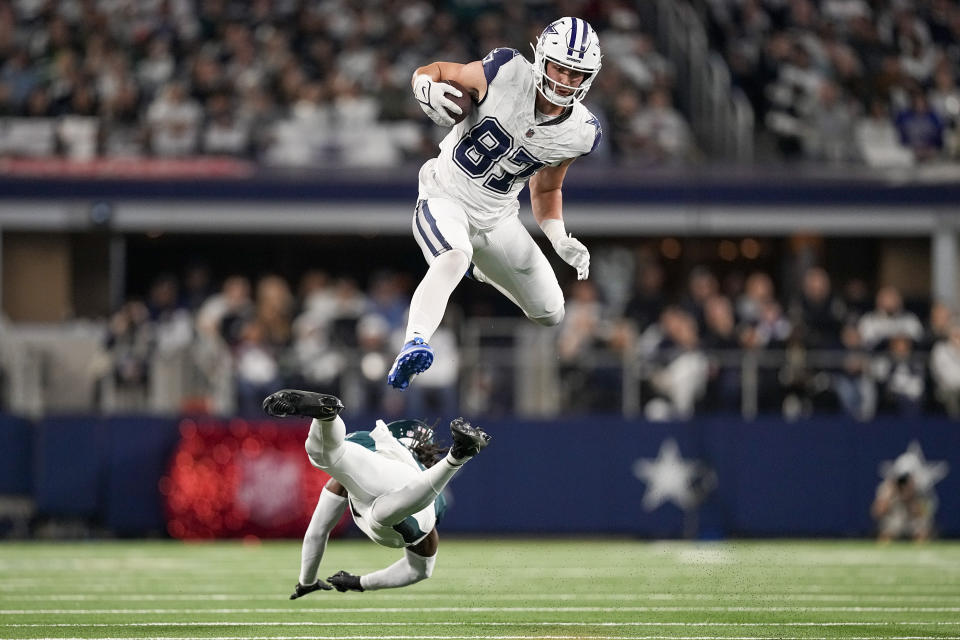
[540,218,567,246]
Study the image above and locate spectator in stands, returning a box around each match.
[202,93,250,156]
[630,87,694,165]
[623,261,666,334]
[870,333,925,416]
[841,277,873,322]
[789,266,846,350]
[136,36,175,98]
[681,266,719,332]
[103,299,154,397]
[146,81,202,157]
[255,275,294,354]
[234,319,284,417]
[833,321,875,421]
[350,312,401,416]
[736,271,776,326]
[925,300,954,349]
[930,321,960,417]
[643,306,709,420]
[806,81,857,162]
[895,90,946,162]
[557,280,616,412]
[146,274,193,356]
[855,98,915,167]
[701,294,742,413]
[857,285,924,351]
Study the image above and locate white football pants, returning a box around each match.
[412,196,565,325]
[304,416,460,532]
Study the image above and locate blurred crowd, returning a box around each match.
[0,0,956,167]
[102,254,960,422]
[701,0,960,165]
[0,0,695,167]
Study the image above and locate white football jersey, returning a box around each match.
[426,48,602,230]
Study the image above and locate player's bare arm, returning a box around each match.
[411,60,486,127]
[325,478,347,497]
[411,60,487,102]
[529,158,573,226]
[530,159,590,280]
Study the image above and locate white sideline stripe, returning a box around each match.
[4,606,960,614]
[3,593,959,602]
[6,621,960,628]
[16,635,960,640]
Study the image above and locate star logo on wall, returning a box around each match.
[879,440,949,492]
[632,438,716,511]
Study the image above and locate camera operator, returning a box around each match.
[870,469,936,542]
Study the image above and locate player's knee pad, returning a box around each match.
[435,247,471,274]
[529,304,565,327]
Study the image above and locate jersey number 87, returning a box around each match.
[453,117,544,194]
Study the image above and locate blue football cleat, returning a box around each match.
[387,337,434,389]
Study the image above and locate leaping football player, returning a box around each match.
[262,389,490,595]
[388,17,603,390]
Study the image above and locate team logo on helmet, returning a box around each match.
[531,17,603,107]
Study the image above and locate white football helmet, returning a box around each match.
[531,17,602,107]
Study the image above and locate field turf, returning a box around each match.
[1,539,958,639]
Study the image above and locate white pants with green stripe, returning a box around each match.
[304,417,460,548]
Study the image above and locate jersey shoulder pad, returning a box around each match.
[482,47,523,86]
[574,104,603,156]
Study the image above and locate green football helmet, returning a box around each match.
[386,419,435,451]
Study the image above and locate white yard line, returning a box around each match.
[1,593,959,602]
[3,606,960,614]
[15,635,960,640]
[5,621,960,628]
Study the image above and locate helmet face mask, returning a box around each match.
[532,17,602,107]
[386,419,435,451]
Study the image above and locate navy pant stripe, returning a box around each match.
[414,200,439,256]
[421,200,452,252]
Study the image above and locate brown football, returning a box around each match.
[442,80,474,124]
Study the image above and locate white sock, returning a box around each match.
[404,249,470,343]
[360,549,436,590]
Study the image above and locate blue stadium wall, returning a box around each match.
[2,413,957,538]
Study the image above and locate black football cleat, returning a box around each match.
[449,417,491,460]
[327,570,364,592]
[289,579,332,599]
[262,390,344,420]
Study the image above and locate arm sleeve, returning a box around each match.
[359,548,437,591]
[298,487,347,585]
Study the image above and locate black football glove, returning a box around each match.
[327,570,364,592]
[289,579,332,599]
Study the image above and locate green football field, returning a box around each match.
[1,539,958,639]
